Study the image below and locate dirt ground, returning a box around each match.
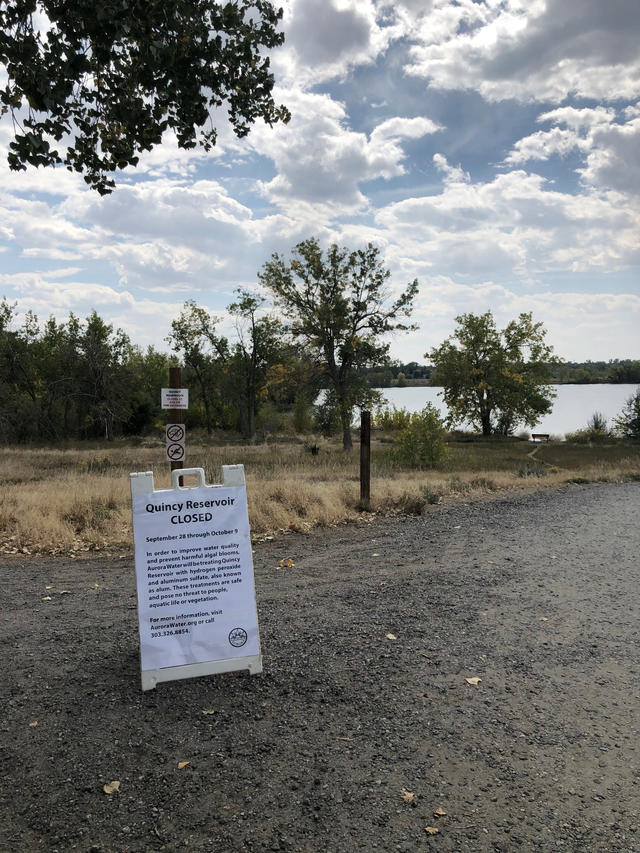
[1,482,639,853]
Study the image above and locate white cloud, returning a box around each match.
[404,0,640,102]
[400,278,640,362]
[376,169,639,282]
[580,116,640,195]
[433,153,470,183]
[252,89,442,220]
[503,106,640,198]
[0,269,184,349]
[536,107,617,131]
[275,0,398,85]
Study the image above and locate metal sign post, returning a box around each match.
[360,410,371,510]
[162,367,187,479]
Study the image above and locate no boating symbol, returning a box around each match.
[166,424,185,443]
[165,423,186,462]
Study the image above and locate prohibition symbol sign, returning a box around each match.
[166,424,185,443]
[167,443,185,461]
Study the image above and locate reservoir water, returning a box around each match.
[375,384,638,438]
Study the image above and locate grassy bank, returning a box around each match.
[0,435,638,555]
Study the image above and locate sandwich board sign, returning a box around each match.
[130,465,262,690]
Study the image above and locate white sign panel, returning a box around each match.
[165,423,186,462]
[161,388,189,410]
[130,466,261,689]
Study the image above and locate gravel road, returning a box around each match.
[1,482,639,852]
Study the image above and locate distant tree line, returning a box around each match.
[359,359,640,388]
[550,360,640,384]
[0,297,315,444]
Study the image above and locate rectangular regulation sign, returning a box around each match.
[130,467,261,687]
[161,388,189,410]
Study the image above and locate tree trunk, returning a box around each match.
[340,406,353,451]
[247,376,256,440]
[247,398,255,441]
[195,368,213,435]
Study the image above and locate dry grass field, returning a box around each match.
[0,435,638,555]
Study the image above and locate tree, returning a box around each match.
[0,0,289,193]
[613,387,640,438]
[429,311,557,436]
[227,288,283,439]
[78,311,132,440]
[259,238,419,450]
[167,301,228,435]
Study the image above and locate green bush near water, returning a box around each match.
[392,404,448,469]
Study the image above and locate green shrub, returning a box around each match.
[313,398,341,437]
[613,387,640,438]
[393,404,448,469]
[256,402,286,435]
[292,393,314,433]
[374,405,413,432]
[587,411,608,433]
[565,424,610,444]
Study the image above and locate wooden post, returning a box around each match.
[360,410,371,510]
[169,366,183,485]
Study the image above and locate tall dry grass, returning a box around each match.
[0,437,638,554]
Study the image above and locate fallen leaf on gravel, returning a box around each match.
[177,761,190,769]
[45,585,53,590]
[202,709,215,715]
[401,790,415,803]
[425,826,440,835]
[539,617,548,622]
[28,721,38,727]
[434,807,447,817]
[41,596,52,601]
[103,781,120,794]
[465,677,481,686]
[385,633,397,640]
[58,590,71,595]
[372,553,380,556]
[92,583,99,589]
[278,558,295,568]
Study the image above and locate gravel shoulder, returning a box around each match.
[1,482,639,852]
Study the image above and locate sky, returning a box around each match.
[1,0,639,364]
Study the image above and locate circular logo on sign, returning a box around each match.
[228,627,248,648]
[167,443,185,461]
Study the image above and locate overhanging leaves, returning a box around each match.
[0,0,290,192]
